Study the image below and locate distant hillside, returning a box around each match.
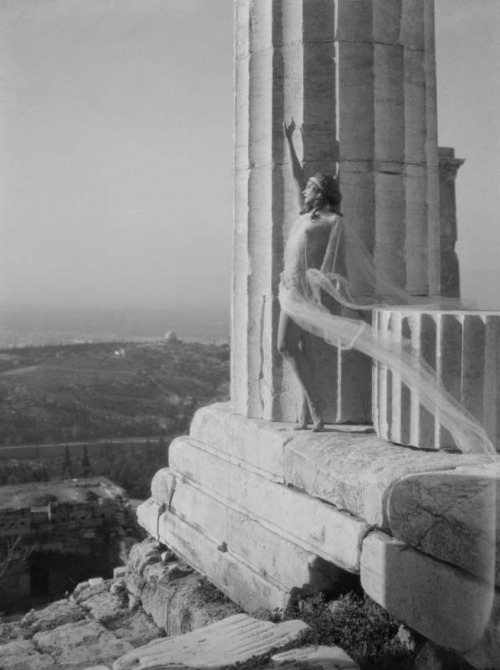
[0,339,230,446]
[0,305,230,348]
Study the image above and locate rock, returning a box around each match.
[72,581,91,599]
[1,639,38,657]
[21,599,86,635]
[106,609,164,648]
[73,580,110,604]
[0,654,56,670]
[79,589,129,624]
[33,619,133,668]
[126,538,162,577]
[112,614,310,670]
[88,577,105,587]
[125,539,239,636]
[271,644,360,668]
[113,566,127,579]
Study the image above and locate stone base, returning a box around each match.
[138,403,500,669]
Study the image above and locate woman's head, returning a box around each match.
[301,172,342,216]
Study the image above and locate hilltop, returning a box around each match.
[0,339,229,447]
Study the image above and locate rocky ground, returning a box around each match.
[0,538,361,670]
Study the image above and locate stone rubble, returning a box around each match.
[112,613,310,670]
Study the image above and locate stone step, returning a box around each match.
[154,438,368,573]
[142,478,354,605]
[112,614,310,670]
[138,498,291,611]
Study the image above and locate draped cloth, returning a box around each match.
[278,213,496,456]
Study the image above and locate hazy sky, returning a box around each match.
[0,0,498,310]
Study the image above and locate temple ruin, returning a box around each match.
[138,2,500,668]
[0,478,131,612]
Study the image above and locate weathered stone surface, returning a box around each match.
[0,652,56,670]
[189,402,289,481]
[283,430,489,526]
[272,644,359,668]
[139,498,290,612]
[360,530,497,662]
[387,463,500,585]
[1,639,38,657]
[79,588,128,624]
[167,436,369,572]
[125,537,239,635]
[107,609,163,648]
[20,599,86,634]
[33,620,133,668]
[112,614,310,670]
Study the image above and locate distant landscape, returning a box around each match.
[0,337,230,497]
[0,304,230,348]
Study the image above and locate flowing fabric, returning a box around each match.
[279,213,496,456]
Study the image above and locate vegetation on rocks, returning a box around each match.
[263,592,416,670]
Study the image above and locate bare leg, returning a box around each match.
[278,311,325,430]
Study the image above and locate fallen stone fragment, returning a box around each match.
[107,609,164,648]
[271,644,359,669]
[0,640,56,670]
[0,654,56,670]
[79,588,129,624]
[112,613,310,670]
[21,599,86,635]
[34,619,133,668]
[89,577,105,587]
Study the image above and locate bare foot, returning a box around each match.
[294,422,309,431]
[309,397,326,431]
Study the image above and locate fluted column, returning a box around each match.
[233,0,442,423]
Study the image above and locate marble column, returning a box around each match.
[439,147,464,298]
[233,0,441,423]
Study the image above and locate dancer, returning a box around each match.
[279,121,495,455]
[278,119,344,432]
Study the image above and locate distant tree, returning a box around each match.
[61,444,72,478]
[81,444,93,476]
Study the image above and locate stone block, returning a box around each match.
[283,430,489,526]
[190,403,287,481]
[138,498,290,611]
[360,531,496,656]
[387,463,500,585]
[167,437,368,572]
[112,614,310,670]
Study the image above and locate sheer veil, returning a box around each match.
[279,214,496,457]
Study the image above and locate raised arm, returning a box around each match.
[283,119,306,211]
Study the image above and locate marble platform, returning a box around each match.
[138,402,500,669]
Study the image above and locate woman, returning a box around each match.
[278,119,344,432]
[278,119,495,455]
